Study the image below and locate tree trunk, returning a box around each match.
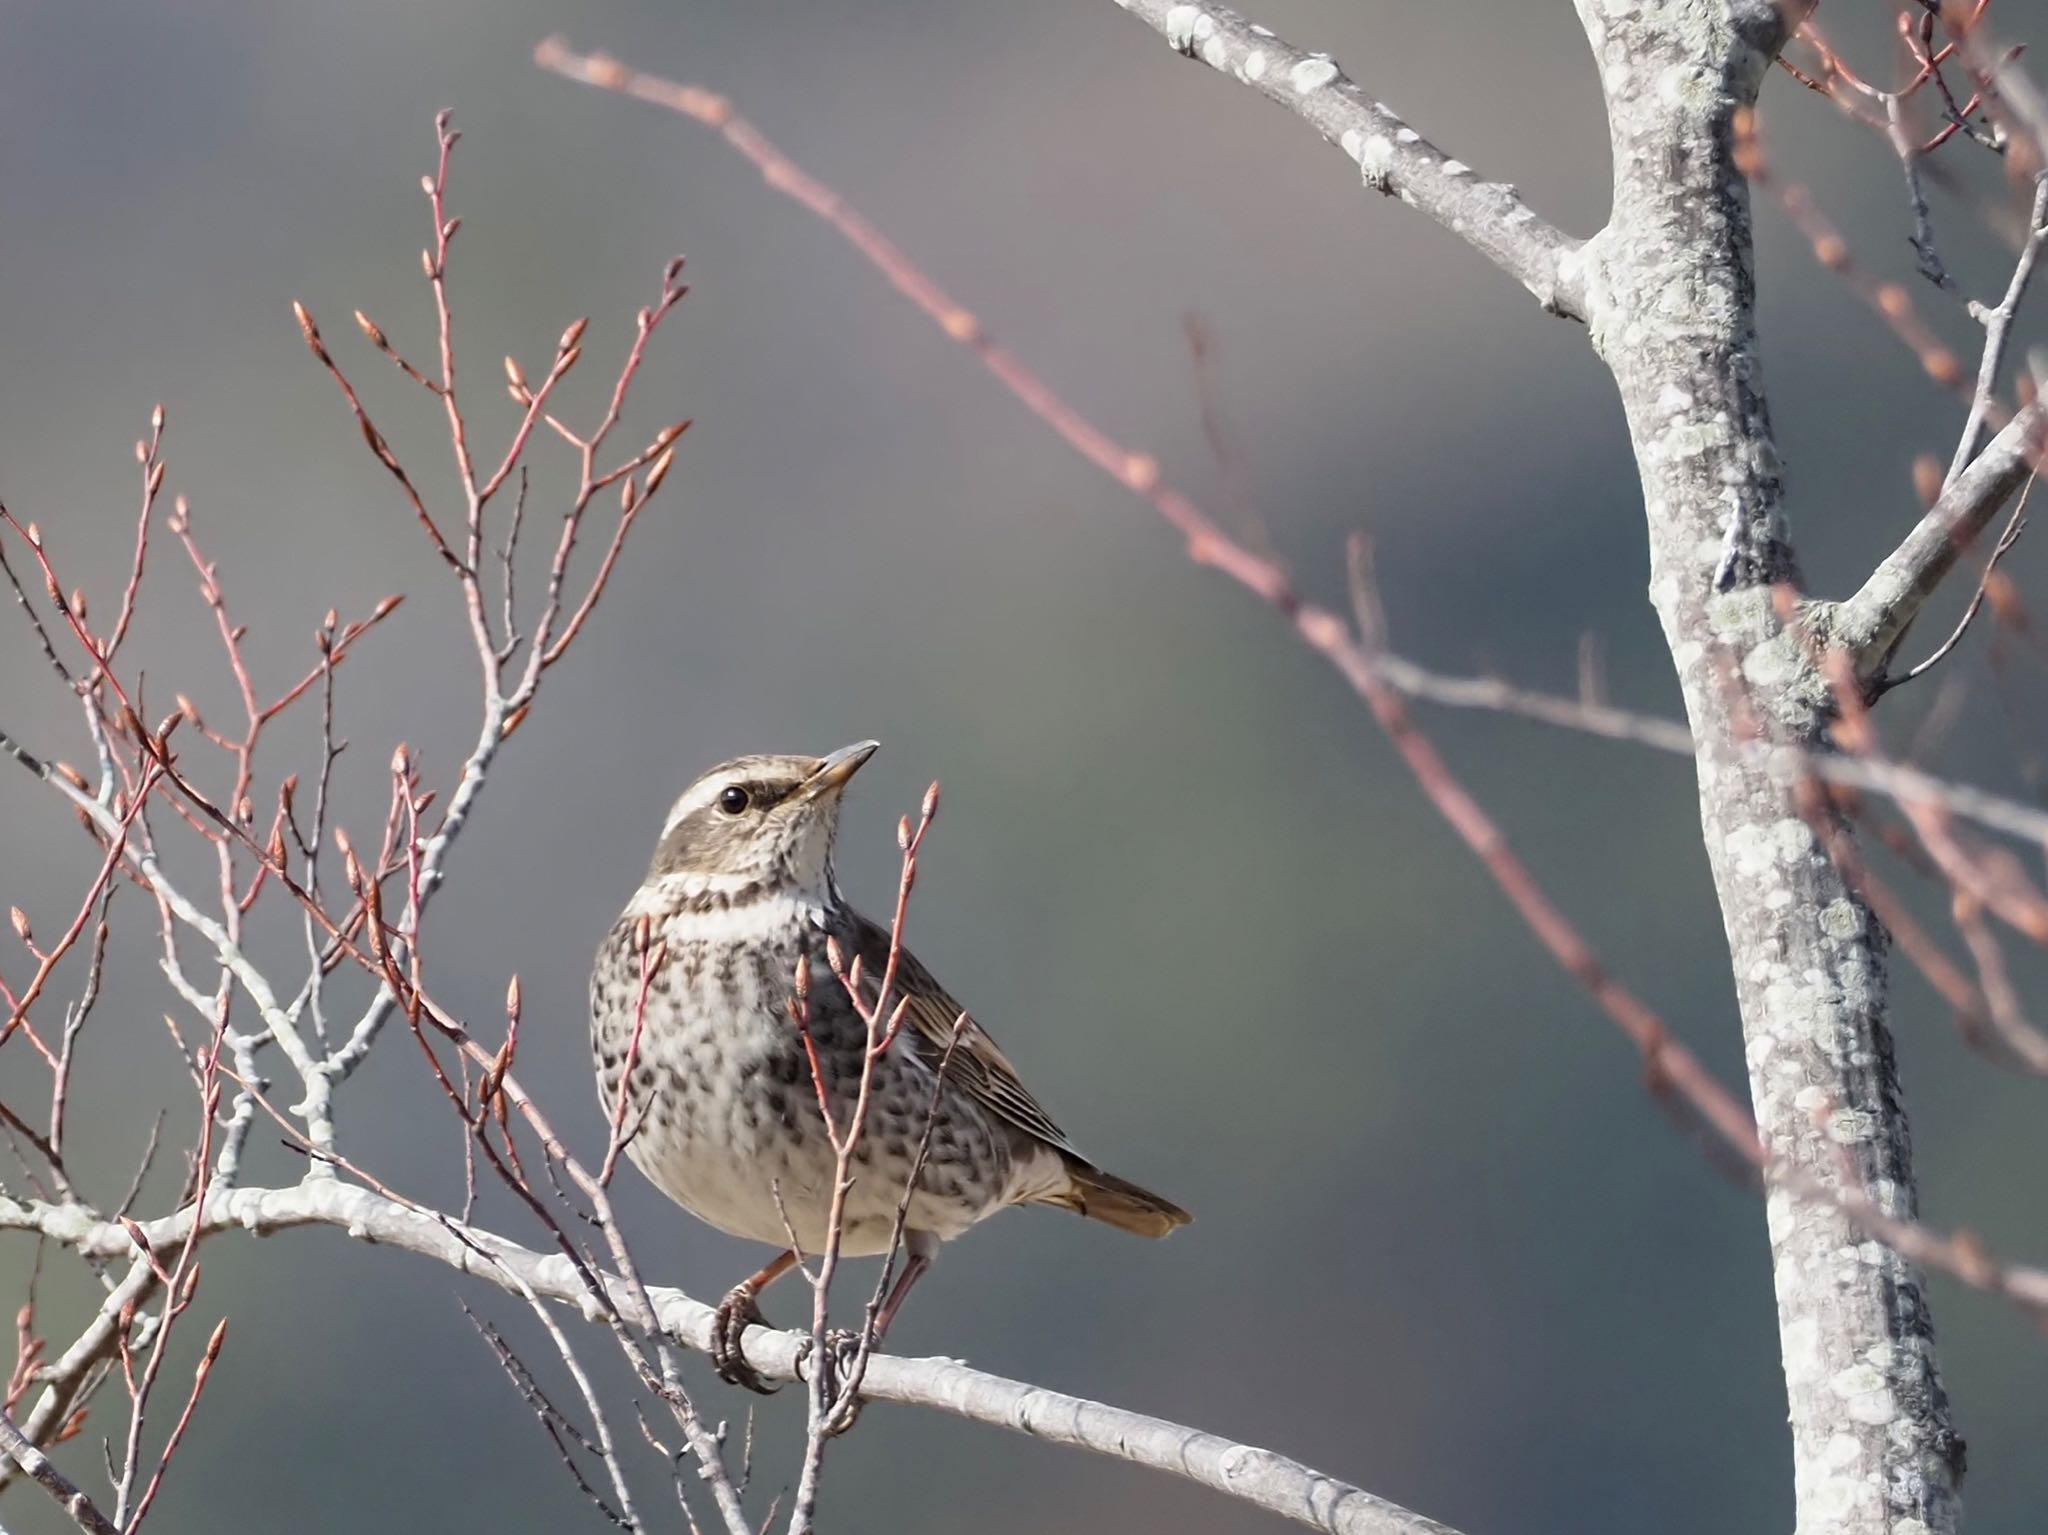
[1572,5,1963,1532]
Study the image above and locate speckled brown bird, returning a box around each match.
[590,741,1189,1390]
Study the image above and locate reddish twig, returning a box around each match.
[291,304,460,570]
[123,1317,227,1533]
[599,927,665,1187]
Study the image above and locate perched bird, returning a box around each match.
[590,741,1189,1390]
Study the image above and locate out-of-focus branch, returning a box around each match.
[1348,638,2048,847]
[0,1183,1467,1535]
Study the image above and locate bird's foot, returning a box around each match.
[711,1284,777,1395]
[801,1327,871,1436]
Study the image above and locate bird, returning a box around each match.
[589,740,1189,1392]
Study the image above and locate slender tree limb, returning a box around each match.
[1107,2,1587,317]
[1883,475,2032,693]
[1354,640,2048,847]
[0,1261,157,1490]
[0,1184,1465,1535]
[537,25,1584,322]
[1947,176,2048,485]
[1832,399,2046,676]
[0,1405,119,1535]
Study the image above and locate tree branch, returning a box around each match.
[1833,399,2046,675]
[0,1184,1466,1535]
[533,27,1582,325]
[0,1404,120,1535]
[1107,2,1587,317]
[1946,176,2048,484]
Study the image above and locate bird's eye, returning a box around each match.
[717,785,751,816]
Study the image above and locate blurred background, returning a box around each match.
[3,2,2046,1532]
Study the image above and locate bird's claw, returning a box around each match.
[711,1285,777,1395]
[801,1327,870,1436]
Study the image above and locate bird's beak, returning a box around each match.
[800,739,879,798]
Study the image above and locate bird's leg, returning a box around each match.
[712,1249,798,1393]
[873,1245,934,1340]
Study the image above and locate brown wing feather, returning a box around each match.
[850,913,1076,1153]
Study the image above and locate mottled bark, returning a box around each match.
[1572,7,1961,1533]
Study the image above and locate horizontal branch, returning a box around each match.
[1833,399,2045,671]
[1370,645,2048,847]
[1111,1,1586,317]
[0,1183,1466,1535]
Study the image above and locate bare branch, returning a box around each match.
[1948,175,2048,482]
[1122,0,1581,315]
[1102,5,1585,316]
[1834,399,2046,674]
[1883,474,2032,692]
[535,27,1582,326]
[0,1182,1468,1535]
[1360,632,2048,847]
[0,1404,120,1535]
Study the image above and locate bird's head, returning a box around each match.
[645,740,878,895]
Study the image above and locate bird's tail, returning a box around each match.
[1041,1157,1192,1238]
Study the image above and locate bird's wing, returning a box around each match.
[850,912,1076,1154]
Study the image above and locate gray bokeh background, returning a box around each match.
[4,3,2046,1532]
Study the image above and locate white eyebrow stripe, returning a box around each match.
[660,779,730,837]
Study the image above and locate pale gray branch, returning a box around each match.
[1834,399,2046,675]
[0,1183,1464,1535]
[1368,645,2048,846]
[0,1406,119,1535]
[1112,1,1586,319]
[1,1261,156,1495]
[1947,177,2048,484]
